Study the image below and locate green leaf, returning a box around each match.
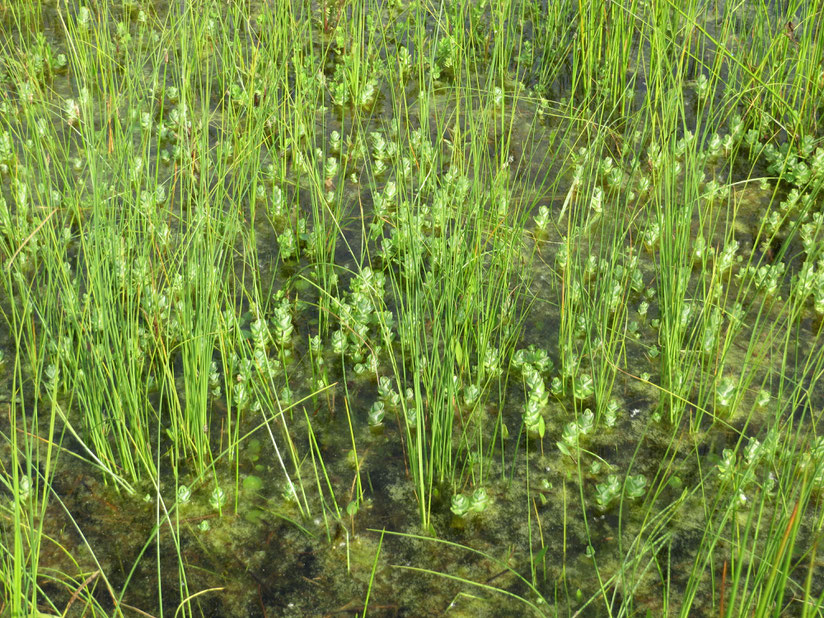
[452,337,463,367]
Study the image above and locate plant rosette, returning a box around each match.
[209,486,227,511]
[624,474,647,500]
[177,484,192,505]
[450,487,492,518]
[594,474,621,510]
[450,493,471,517]
[470,487,491,513]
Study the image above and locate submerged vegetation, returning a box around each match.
[0,0,823,615]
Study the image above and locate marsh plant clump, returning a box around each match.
[0,0,823,616]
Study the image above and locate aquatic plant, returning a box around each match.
[594,475,621,510]
[1,0,822,615]
[177,485,192,505]
[450,494,471,517]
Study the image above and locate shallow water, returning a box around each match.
[1,1,822,616]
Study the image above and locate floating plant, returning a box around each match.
[209,487,227,511]
[450,494,471,517]
[177,485,192,505]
